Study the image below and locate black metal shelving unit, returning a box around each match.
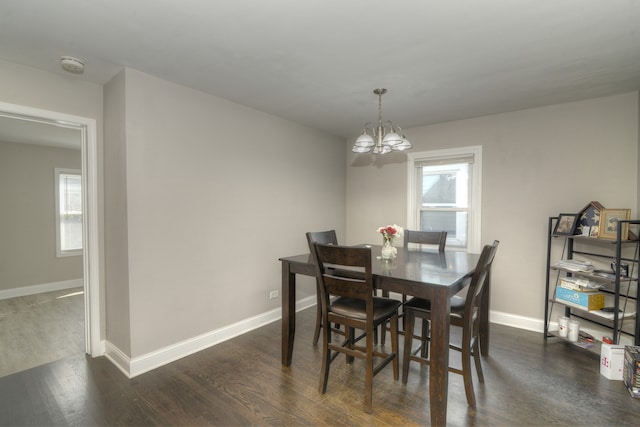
[544,218,640,351]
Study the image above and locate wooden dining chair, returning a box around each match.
[311,242,401,413]
[382,230,447,345]
[401,240,499,407]
[403,229,447,251]
[306,230,339,346]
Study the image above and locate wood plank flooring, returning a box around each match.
[0,288,84,377]
[1,306,639,426]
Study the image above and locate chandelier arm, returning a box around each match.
[384,120,394,132]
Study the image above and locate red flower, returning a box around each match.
[378,224,404,241]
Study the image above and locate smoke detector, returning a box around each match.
[60,56,85,74]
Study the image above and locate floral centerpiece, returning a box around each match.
[378,224,404,259]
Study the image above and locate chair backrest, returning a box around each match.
[403,230,447,251]
[463,240,499,332]
[311,243,373,311]
[306,230,338,252]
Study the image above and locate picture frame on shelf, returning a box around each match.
[554,213,579,236]
[576,201,604,236]
[598,208,631,240]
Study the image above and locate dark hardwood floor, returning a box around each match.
[1,306,638,426]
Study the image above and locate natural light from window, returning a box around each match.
[407,146,482,252]
[420,163,470,247]
[55,168,82,257]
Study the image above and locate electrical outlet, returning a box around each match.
[270,290,279,299]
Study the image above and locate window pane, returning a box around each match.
[61,213,83,251]
[59,173,82,252]
[420,211,468,247]
[421,163,469,208]
[422,173,457,205]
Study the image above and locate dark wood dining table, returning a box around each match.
[280,245,489,426]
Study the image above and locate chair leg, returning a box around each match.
[381,322,386,346]
[402,308,416,384]
[473,340,484,383]
[312,286,322,346]
[380,290,390,346]
[319,317,331,394]
[461,341,476,407]
[401,293,407,331]
[364,325,374,414]
[347,327,355,364]
[383,294,408,346]
[391,314,399,380]
[420,318,430,358]
[374,323,378,345]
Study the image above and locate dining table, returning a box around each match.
[279,244,489,427]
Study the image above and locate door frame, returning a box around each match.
[0,101,102,357]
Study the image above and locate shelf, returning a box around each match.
[588,309,636,320]
[549,265,638,285]
[554,234,639,245]
[549,266,637,284]
[550,299,636,321]
[546,329,601,354]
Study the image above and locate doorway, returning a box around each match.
[0,102,101,369]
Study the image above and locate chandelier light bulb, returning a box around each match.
[393,137,412,151]
[352,145,371,153]
[383,131,402,146]
[355,133,375,148]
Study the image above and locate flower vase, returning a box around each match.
[381,237,397,259]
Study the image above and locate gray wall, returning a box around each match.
[0,140,82,291]
[346,92,639,329]
[104,68,347,358]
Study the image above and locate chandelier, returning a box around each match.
[352,88,412,154]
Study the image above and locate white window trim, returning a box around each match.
[407,146,483,253]
[55,168,82,257]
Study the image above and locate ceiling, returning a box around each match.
[0,115,81,149]
[0,0,639,141]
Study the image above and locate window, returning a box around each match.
[55,168,83,257]
[407,146,482,252]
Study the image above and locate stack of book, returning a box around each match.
[556,259,595,272]
[559,276,601,292]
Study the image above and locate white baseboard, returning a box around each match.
[490,310,544,333]
[105,295,317,378]
[104,300,548,379]
[104,341,132,377]
[0,279,83,300]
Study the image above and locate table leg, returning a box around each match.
[479,270,490,356]
[429,291,451,427]
[281,260,296,366]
